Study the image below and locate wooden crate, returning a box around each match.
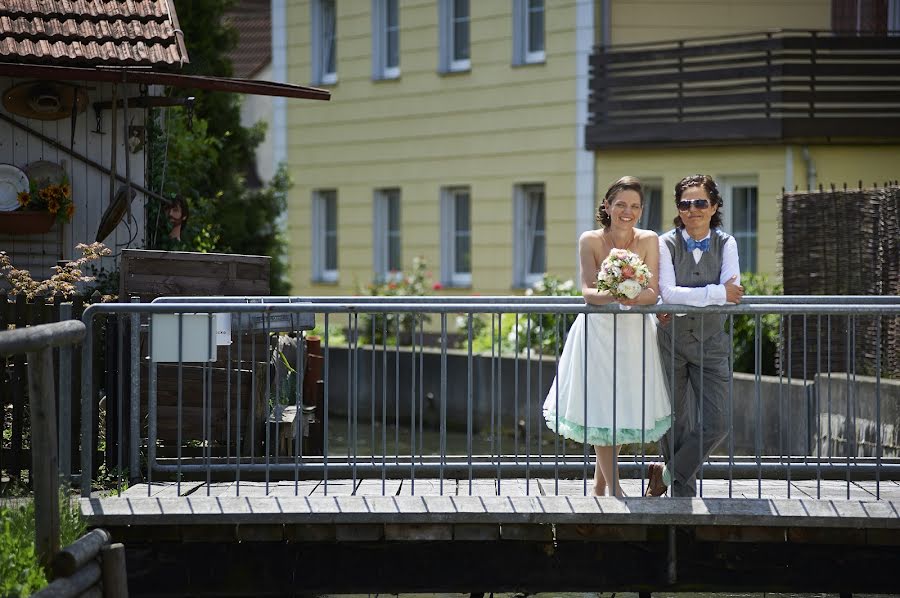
[123,249,273,452]
[119,249,270,302]
[140,363,267,449]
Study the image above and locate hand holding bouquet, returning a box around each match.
[596,248,651,306]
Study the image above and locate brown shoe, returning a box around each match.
[645,463,668,497]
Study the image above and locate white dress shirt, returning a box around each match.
[659,229,741,307]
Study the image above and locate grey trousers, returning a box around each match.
[656,325,731,497]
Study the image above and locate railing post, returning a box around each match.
[809,31,817,119]
[765,32,773,119]
[81,310,94,497]
[58,301,73,482]
[130,296,141,482]
[677,40,684,122]
[27,344,61,572]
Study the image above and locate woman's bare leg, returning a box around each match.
[592,448,607,496]
[595,445,625,497]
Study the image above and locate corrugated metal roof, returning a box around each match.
[0,0,188,68]
[225,0,270,79]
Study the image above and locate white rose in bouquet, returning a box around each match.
[617,278,643,299]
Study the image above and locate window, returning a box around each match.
[722,178,758,273]
[637,179,663,232]
[439,0,470,73]
[513,184,546,288]
[374,188,401,280]
[312,190,338,282]
[311,0,337,85]
[441,187,472,287]
[372,0,400,79]
[832,0,894,34]
[513,0,545,65]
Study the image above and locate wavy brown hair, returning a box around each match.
[596,176,644,228]
[672,174,723,229]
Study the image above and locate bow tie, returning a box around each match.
[685,237,710,252]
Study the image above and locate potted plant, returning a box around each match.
[0,179,74,235]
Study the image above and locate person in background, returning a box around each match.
[166,195,189,242]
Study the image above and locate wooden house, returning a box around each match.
[0,1,328,281]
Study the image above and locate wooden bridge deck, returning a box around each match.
[81,479,900,597]
[112,477,900,501]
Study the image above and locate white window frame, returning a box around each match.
[372,0,400,80]
[513,0,545,65]
[890,0,900,34]
[513,183,546,288]
[373,188,402,281]
[439,0,470,73]
[721,176,758,274]
[312,190,338,283]
[637,178,663,233]
[311,0,338,85]
[440,186,472,287]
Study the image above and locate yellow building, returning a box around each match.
[278,0,900,293]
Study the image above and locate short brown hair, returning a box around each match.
[673,174,723,229]
[597,176,644,228]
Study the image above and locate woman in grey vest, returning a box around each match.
[543,176,672,497]
[646,174,745,497]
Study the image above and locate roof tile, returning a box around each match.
[0,0,187,68]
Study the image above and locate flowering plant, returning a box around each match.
[596,248,651,301]
[17,178,75,224]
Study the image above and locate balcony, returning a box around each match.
[586,30,900,149]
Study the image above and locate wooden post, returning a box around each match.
[101,543,129,598]
[27,345,61,572]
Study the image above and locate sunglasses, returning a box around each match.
[677,198,711,211]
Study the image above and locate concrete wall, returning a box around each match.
[322,347,897,457]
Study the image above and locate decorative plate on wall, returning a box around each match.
[0,163,29,211]
[25,160,66,190]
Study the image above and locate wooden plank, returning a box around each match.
[556,523,648,542]
[309,479,358,496]
[355,479,402,496]
[162,481,205,497]
[397,478,456,496]
[80,494,900,529]
[384,523,453,541]
[789,479,877,500]
[267,480,321,497]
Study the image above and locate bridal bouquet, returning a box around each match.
[596,248,651,302]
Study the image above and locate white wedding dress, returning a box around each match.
[543,311,671,446]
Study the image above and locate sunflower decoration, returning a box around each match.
[18,179,74,224]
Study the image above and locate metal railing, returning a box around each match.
[78,296,900,500]
[0,320,85,570]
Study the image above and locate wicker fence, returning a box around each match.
[781,184,900,379]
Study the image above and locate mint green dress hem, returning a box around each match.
[544,408,670,446]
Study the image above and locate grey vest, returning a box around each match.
[660,227,731,342]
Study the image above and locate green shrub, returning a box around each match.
[357,256,435,345]
[463,274,582,355]
[731,272,783,375]
[0,489,86,597]
[0,502,47,597]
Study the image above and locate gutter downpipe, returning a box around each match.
[802,145,817,192]
[575,0,598,281]
[271,0,289,250]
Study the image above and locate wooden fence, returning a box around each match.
[0,291,109,485]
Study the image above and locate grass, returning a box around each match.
[0,488,87,597]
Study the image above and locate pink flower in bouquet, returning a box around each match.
[596,249,652,301]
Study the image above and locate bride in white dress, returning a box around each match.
[543,176,671,497]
